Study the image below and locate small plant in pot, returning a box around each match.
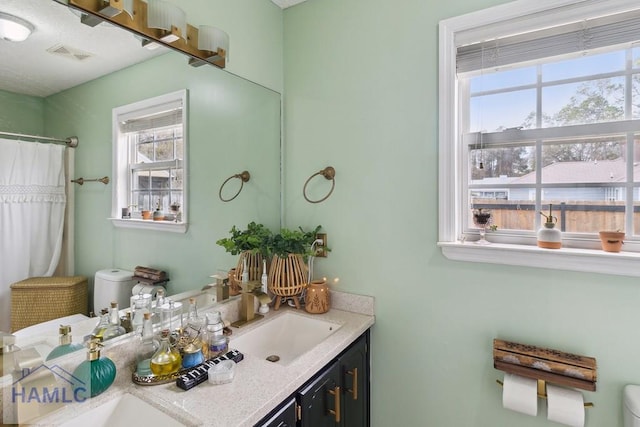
[599,230,625,253]
[216,222,273,293]
[266,225,324,310]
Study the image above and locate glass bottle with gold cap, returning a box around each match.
[150,329,182,376]
[46,325,83,360]
[72,338,116,399]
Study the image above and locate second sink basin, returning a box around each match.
[60,393,188,427]
[231,312,341,365]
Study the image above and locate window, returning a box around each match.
[111,90,188,232]
[439,0,640,277]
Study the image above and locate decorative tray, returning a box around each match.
[132,349,244,386]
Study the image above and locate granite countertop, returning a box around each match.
[21,290,375,426]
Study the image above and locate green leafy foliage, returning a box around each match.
[267,225,323,259]
[215,222,273,256]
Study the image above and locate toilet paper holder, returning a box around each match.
[493,338,596,408]
[496,378,594,408]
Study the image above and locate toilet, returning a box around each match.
[624,385,640,426]
[94,269,136,313]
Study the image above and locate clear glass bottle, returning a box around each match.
[160,300,183,333]
[102,301,126,341]
[154,288,166,322]
[150,329,182,376]
[186,297,203,328]
[46,325,83,360]
[136,312,158,376]
[181,297,205,367]
[90,309,110,341]
[205,311,227,359]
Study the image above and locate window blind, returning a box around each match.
[457,8,640,73]
[117,99,183,133]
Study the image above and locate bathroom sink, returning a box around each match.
[171,288,217,310]
[231,312,341,365]
[60,393,188,427]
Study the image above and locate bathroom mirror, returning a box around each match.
[0,0,281,361]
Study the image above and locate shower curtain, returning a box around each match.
[0,139,67,332]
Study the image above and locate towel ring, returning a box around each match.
[303,166,336,204]
[219,171,250,202]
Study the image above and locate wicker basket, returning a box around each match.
[268,254,308,310]
[10,276,88,332]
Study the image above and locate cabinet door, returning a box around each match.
[255,397,297,427]
[340,333,369,427]
[298,360,342,427]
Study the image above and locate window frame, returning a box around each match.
[438,0,640,277]
[110,89,188,233]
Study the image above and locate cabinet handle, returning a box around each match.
[328,386,341,422]
[347,368,358,401]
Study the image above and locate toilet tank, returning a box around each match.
[94,269,135,313]
[624,385,640,427]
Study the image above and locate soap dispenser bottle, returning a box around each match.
[72,338,116,399]
[46,325,83,360]
[537,204,562,249]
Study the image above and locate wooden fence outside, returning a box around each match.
[473,200,637,233]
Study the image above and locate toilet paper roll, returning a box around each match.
[132,283,164,298]
[546,384,585,427]
[502,373,538,416]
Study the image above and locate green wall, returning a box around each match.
[0,89,44,135]
[283,0,637,426]
[44,51,281,305]
[182,0,284,92]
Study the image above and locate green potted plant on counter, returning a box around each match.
[216,222,273,294]
[266,225,323,310]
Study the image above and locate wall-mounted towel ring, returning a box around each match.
[303,166,336,204]
[219,171,250,202]
[71,176,109,185]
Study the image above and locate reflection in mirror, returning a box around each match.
[0,0,281,364]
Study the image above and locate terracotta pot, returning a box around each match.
[599,231,625,252]
[141,210,152,220]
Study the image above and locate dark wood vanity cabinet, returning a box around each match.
[256,330,370,427]
[258,397,297,427]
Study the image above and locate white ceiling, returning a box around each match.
[0,0,166,97]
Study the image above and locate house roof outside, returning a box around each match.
[474,159,640,185]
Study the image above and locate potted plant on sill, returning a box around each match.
[216,222,273,294]
[599,229,625,253]
[266,225,323,310]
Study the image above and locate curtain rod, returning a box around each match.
[0,131,78,148]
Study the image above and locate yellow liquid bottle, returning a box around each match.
[150,329,182,376]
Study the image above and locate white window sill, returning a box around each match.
[438,241,640,278]
[110,218,188,233]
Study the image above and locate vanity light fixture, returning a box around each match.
[98,0,134,18]
[147,0,186,43]
[141,38,162,50]
[81,0,134,27]
[188,25,229,67]
[70,0,228,69]
[0,12,34,42]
